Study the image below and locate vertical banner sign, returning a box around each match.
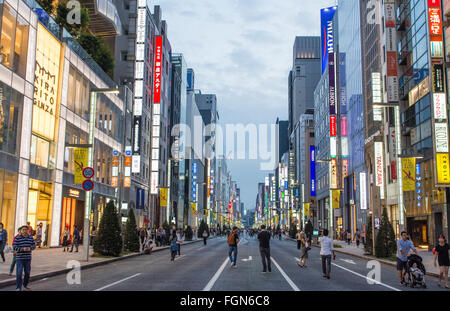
[416,164,423,208]
[320,6,337,74]
[331,158,338,189]
[385,0,399,103]
[124,146,132,187]
[160,188,168,207]
[332,190,340,209]
[74,148,88,184]
[371,72,383,121]
[402,158,416,191]
[389,128,397,179]
[374,142,384,188]
[112,150,119,187]
[328,52,336,115]
[310,146,316,197]
[428,0,450,186]
[151,35,163,194]
[360,172,367,210]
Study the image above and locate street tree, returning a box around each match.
[123,208,140,252]
[375,207,397,258]
[94,200,122,257]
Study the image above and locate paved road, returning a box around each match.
[3,234,447,291]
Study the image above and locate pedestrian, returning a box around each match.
[278,230,282,240]
[170,233,179,261]
[35,223,43,248]
[298,232,311,268]
[139,228,146,250]
[227,226,239,268]
[296,230,303,250]
[176,229,183,256]
[346,229,352,245]
[62,226,70,252]
[354,229,361,248]
[434,234,450,288]
[161,227,167,246]
[156,228,162,247]
[13,225,35,291]
[9,228,20,276]
[26,222,33,237]
[361,228,366,245]
[70,225,80,252]
[396,231,417,285]
[0,222,7,262]
[319,229,336,279]
[202,230,208,245]
[90,226,97,246]
[257,225,271,273]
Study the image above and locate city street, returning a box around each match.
[2,236,447,291]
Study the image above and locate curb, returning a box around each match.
[286,237,440,278]
[0,239,203,289]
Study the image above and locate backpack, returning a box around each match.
[227,231,236,245]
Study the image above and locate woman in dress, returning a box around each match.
[62,226,70,252]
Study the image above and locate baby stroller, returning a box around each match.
[405,254,426,288]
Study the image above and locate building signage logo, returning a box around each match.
[320,6,337,74]
[360,172,367,210]
[374,142,384,187]
[310,146,316,197]
[435,122,449,153]
[153,36,163,104]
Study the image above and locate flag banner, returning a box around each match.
[402,158,416,191]
[74,148,88,184]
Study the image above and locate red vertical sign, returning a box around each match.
[330,115,337,136]
[153,36,163,104]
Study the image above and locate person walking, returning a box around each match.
[9,228,20,276]
[354,229,361,248]
[298,232,311,268]
[434,234,450,288]
[35,223,43,248]
[13,225,35,291]
[170,233,179,261]
[396,231,417,285]
[176,229,183,256]
[361,228,366,245]
[0,222,7,262]
[90,226,97,246]
[161,228,167,246]
[319,229,335,279]
[296,230,302,250]
[346,229,352,245]
[70,225,80,252]
[202,230,208,246]
[227,226,239,268]
[62,226,70,252]
[139,228,146,250]
[257,225,271,273]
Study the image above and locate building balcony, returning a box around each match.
[81,0,122,36]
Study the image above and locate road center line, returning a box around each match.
[94,273,141,291]
[331,263,401,291]
[203,257,229,291]
[271,257,301,291]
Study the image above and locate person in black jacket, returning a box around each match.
[258,225,271,273]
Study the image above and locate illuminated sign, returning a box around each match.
[374,142,384,187]
[330,136,337,158]
[341,116,348,136]
[33,23,62,141]
[371,72,382,104]
[428,7,442,36]
[435,122,449,153]
[331,158,338,189]
[328,52,336,115]
[153,36,163,104]
[437,153,450,184]
[433,93,447,120]
[68,189,80,198]
[320,6,337,74]
[360,172,367,210]
[310,146,316,197]
[330,115,337,136]
[432,63,445,93]
[430,37,443,58]
[341,137,349,158]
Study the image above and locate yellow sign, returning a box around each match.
[289,210,293,218]
[332,190,340,209]
[402,158,416,191]
[33,23,63,141]
[213,212,216,219]
[205,209,209,217]
[304,203,310,216]
[437,153,450,184]
[190,202,196,215]
[160,188,168,207]
[74,148,88,184]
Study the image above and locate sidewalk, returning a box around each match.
[0,238,202,288]
[328,240,440,277]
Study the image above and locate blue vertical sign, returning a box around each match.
[192,162,197,202]
[136,189,145,209]
[310,146,316,197]
[320,6,337,74]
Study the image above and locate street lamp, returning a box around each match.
[83,87,120,262]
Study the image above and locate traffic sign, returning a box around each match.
[83,167,95,179]
[82,179,94,191]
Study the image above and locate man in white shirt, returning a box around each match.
[319,229,336,279]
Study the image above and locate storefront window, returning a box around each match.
[0,82,22,155]
[0,2,28,77]
[0,169,17,245]
[67,66,90,121]
[27,179,53,247]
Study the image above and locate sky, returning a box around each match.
[156,0,336,211]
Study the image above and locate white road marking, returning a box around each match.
[331,263,401,291]
[94,273,142,291]
[340,259,356,265]
[203,257,229,291]
[174,255,186,261]
[271,257,301,291]
[241,256,253,262]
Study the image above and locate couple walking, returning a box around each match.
[226,225,272,273]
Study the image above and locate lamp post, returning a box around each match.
[83,87,119,262]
